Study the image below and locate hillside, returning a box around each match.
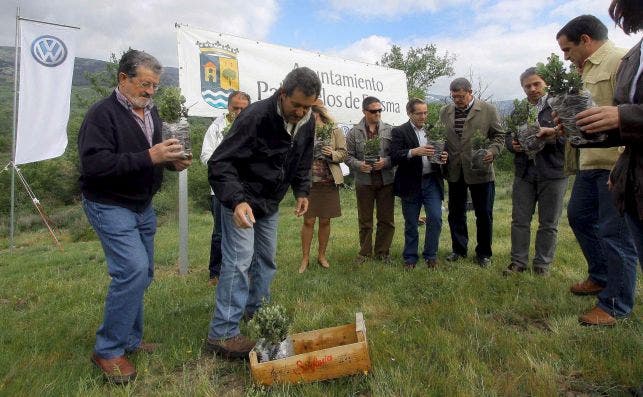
[0,46,179,87]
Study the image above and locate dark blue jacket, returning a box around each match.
[78,92,163,212]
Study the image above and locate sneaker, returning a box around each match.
[503,263,525,276]
[205,334,256,360]
[570,278,604,295]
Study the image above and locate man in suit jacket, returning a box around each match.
[391,99,448,269]
[440,78,505,267]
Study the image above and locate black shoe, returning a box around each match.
[533,267,549,276]
[446,252,466,262]
[503,263,525,276]
[476,256,491,267]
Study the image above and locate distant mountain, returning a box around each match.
[0,46,179,87]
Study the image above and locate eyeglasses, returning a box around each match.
[412,111,428,116]
[128,76,160,91]
[450,94,468,100]
[366,108,383,114]
[136,80,160,91]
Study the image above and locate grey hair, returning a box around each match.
[118,49,162,78]
[281,67,322,97]
[449,77,472,92]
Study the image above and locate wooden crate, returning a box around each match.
[249,312,371,385]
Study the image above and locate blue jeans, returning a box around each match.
[568,170,637,317]
[83,198,155,359]
[400,174,443,264]
[625,210,643,270]
[208,195,223,278]
[448,178,495,258]
[209,207,279,339]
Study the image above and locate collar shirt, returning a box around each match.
[115,87,155,146]
[276,100,312,137]
[630,39,643,103]
[411,122,432,174]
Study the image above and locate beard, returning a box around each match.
[130,95,151,109]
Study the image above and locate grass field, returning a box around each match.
[0,173,641,396]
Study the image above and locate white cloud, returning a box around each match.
[333,22,639,100]
[321,0,467,19]
[0,0,279,66]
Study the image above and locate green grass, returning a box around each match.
[0,174,641,396]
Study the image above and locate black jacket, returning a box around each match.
[390,121,444,199]
[505,97,566,180]
[208,91,314,218]
[78,92,163,212]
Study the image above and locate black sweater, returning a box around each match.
[208,91,314,218]
[78,92,164,212]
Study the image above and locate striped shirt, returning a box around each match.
[454,99,474,138]
[115,87,155,146]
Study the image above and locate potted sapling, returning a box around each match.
[425,121,446,164]
[157,86,191,158]
[313,122,334,160]
[536,54,605,145]
[508,99,544,159]
[363,135,381,165]
[470,128,488,172]
[221,111,237,137]
[248,301,294,362]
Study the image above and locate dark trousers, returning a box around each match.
[208,195,223,278]
[355,178,395,258]
[447,176,495,258]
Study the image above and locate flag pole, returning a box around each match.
[9,0,21,252]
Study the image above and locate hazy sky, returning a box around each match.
[1,0,639,100]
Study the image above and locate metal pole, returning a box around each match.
[178,169,189,275]
[10,1,21,252]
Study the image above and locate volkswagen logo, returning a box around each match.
[31,35,67,67]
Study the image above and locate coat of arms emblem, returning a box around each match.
[199,41,240,109]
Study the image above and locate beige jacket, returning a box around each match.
[579,41,627,171]
[320,127,347,185]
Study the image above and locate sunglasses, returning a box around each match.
[366,108,383,114]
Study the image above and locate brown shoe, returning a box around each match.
[570,278,604,295]
[578,306,616,326]
[425,259,438,269]
[205,334,256,359]
[404,262,416,271]
[503,263,525,276]
[127,341,159,354]
[208,276,219,287]
[91,353,137,384]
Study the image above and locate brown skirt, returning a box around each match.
[306,182,341,219]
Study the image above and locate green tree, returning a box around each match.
[221,68,237,87]
[75,52,120,108]
[379,44,456,100]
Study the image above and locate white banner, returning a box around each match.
[15,20,77,165]
[176,27,408,125]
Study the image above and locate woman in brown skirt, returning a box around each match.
[299,102,347,273]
